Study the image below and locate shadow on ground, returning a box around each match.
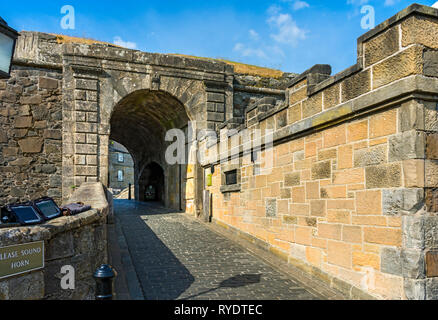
[113,200,321,300]
[115,200,194,300]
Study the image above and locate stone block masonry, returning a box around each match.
[1,3,438,301]
[0,182,110,300]
[0,65,63,206]
[203,4,438,300]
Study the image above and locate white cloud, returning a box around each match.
[113,36,137,49]
[249,29,260,41]
[347,0,369,5]
[384,0,400,6]
[268,13,307,46]
[233,43,267,59]
[293,1,310,10]
[433,1,438,8]
[267,4,282,16]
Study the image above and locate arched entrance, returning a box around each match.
[139,162,165,203]
[109,89,190,211]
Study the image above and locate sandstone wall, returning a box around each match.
[203,4,438,300]
[0,182,109,300]
[0,65,63,206]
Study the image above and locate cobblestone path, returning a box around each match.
[114,200,323,300]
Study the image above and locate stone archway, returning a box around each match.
[109,89,191,211]
[61,46,233,217]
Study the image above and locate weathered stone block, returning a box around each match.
[75,144,97,155]
[44,129,62,140]
[424,101,438,132]
[20,94,42,105]
[388,130,425,162]
[382,188,424,216]
[207,92,225,103]
[86,134,98,145]
[32,105,48,121]
[310,200,326,217]
[0,129,7,143]
[302,92,322,118]
[425,250,438,277]
[86,91,98,102]
[283,215,298,224]
[373,45,423,89]
[46,232,74,261]
[285,172,300,187]
[402,15,438,49]
[399,100,425,132]
[49,175,62,188]
[341,69,370,102]
[10,157,33,166]
[426,278,438,300]
[289,87,307,105]
[381,247,402,276]
[426,133,438,160]
[39,77,58,89]
[86,112,98,123]
[403,216,426,249]
[18,137,44,153]
[425,188,438,212]
[2,147,18,156]
[364,25,399,67]
[276,110,287,129]
[403,215,438,250]
[363,227,401,246]
[75,90,87,101]
[75,79,98,91]
[401,159,425,189]
[75,122,98,133]
[425,160,438,187]
[311,160,331,180]
[207,112,225,122]
[265,198,277,217]
[402,249,425,279]
[15,116,33,128]
[354,145,386,167]
[404,278,426,300]
[424,50,438,77]
[75,165,98,176]
[366,163,402,189]
[75,101,98,112]
[323,83,340,109]
[6,271,44,300]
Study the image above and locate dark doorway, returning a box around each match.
[139,162,165,203]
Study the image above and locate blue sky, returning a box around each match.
[1,0,436,74]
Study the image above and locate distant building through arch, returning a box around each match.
[108,140,134,196]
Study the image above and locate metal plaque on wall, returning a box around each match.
[0,241,44,279]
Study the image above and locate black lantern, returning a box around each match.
[0,17,18,79]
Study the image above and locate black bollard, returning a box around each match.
[93,264,116,300]
[128,183,132,200]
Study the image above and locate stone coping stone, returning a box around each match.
[202,75,438,167]
[0,182,109,247]
[288,4,438,96]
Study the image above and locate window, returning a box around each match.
[118,153,124,163]
[117,170,124,182]
[225,170,237,186]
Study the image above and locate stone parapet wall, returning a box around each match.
[202,4,438,299]
[0,182,109,300]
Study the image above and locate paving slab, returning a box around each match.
[113,200,325,300]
